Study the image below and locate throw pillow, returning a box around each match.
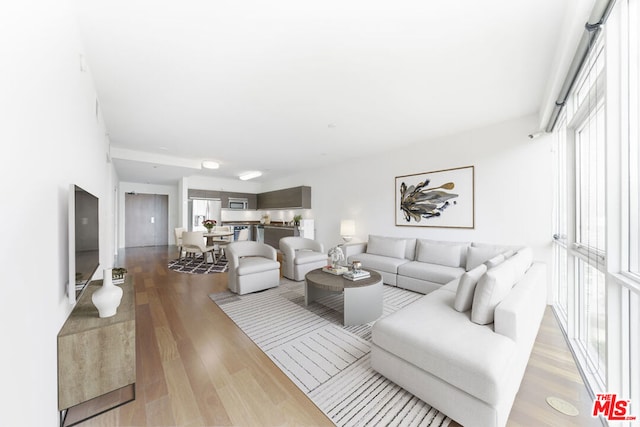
[466,246,503,270]
[366,235,406,259]
[471,260,516,325]
[416,240,466,268]
[509,247,533,282]
[485,253,506,269]
[453,264,488,312]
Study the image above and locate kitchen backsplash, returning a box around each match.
[221,208,313,223]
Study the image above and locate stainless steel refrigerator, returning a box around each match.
[188,198,222,231]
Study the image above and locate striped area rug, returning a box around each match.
[209,279,451,427]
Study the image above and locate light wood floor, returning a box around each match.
[77,246,601,427]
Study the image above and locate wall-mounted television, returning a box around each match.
[68,184,100,305]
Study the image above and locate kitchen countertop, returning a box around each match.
[222,221,298,228]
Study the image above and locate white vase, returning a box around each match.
[92,268,123,318]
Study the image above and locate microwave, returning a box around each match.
[228,198,249,210]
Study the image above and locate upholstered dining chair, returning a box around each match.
[225,241,280,295]
[279,236,327,281]
[181,231,217,264]
[212,225,233,258]
[174,227,185,258]
[236,228,250,241]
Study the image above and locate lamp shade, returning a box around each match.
[340,219,355,241]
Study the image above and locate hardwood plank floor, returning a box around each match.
[76,246,601,426]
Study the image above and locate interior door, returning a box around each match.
[125,193,168,247]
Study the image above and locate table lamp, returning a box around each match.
[340,219,356,242]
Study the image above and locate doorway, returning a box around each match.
[124,193,168,247]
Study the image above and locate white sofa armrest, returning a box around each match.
[494,262,547,343]
[342,242,367,259]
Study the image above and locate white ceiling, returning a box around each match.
[75,0,570,185]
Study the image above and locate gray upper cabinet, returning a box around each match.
[223,191,258,209]
[257,186,311,209]
[188,186,310,210]
[188,189,257,210]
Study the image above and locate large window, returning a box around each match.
[572,36,608,390]
[628,0,640,277]
[552,0,640,407]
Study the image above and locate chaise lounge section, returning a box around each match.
[346,236,546,427]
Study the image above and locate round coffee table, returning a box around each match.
[304,268,383,326]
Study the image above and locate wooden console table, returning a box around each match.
[58,277,136,427]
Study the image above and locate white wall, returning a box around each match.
[0,1,115,425]
[265,114,554,267]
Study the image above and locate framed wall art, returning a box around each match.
[395,165,474,228]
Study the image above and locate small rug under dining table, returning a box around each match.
[167,255,228,274]
[209,278,451,427]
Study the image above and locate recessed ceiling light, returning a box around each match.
[202,160,220,169]
[239,171,262,181]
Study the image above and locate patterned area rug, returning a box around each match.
[167,255,228,274]
[209,279,451,427]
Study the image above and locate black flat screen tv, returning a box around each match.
[68,184,100,304]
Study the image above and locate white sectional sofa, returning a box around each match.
[344,235,517,294]
[345,235,546,427]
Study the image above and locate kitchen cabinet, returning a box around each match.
[263,225,298,250]
[257,186,311,210]
[223,191,257,209]
[187,189,257,210]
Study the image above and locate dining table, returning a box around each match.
[203,230,234,246]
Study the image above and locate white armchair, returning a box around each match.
[279,236,327,281]
[226,241,280,295]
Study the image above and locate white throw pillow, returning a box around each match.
[454,264,488,312]
[485,253,506,269]
[366,235,406,259]
[416,240,466,268]
[509,247,533,282]
[471,260,516,325]
[466,246,503,270]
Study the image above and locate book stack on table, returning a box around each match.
[343,270,371,281]
[322,266,349,275]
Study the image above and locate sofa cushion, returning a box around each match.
[367,235,407,259]
[416,240,468,268]
[397,261,465,285]
[348,252,409,274]
[471,248,532,325]
[294,250,327,265]
[454,264,488,312]
[466,246,504,270]
[372,290,518,405]
[237,257,280,276]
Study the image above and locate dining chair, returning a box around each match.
[181,231,217,264]
[174,227,185,259]
[237,228,250,241]
[214,225,234,258]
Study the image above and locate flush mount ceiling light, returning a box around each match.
[201,160,220,169]
[239,171,262,181]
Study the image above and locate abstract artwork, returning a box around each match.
[395,165,474,228]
